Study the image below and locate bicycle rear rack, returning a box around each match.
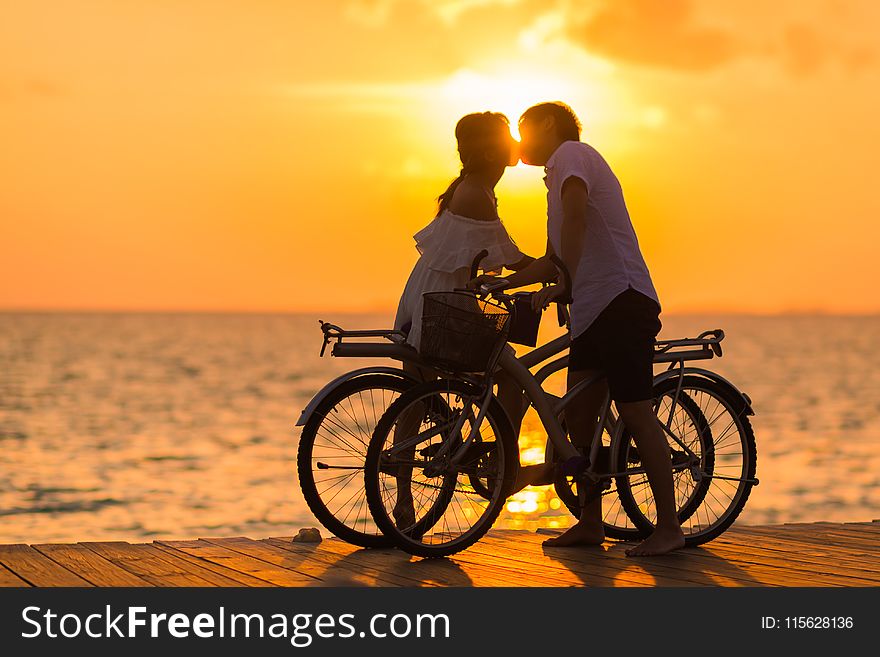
[318,320,407,357]
[653,329,724,364]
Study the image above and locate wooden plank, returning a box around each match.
[706,534,880,580]
[158,539,319,587]
[273,536,566,587]
[0,544,92,587]
[295,537,520,587]
[205,537,409,587]
[262,539,424,587]
[520,529,845,587]
[493,530,768,586]
[33,543,152,587]
[838,521,880,532]
[485,532,771,587]
[808,525,880,543]
[732,526,880,559]
[1,522,876,588]
[449,543,623,587]
[140,544,273,587]
[421,533,632,586]
[725,526,880,565]
[294,536,541,587]
[301,536,574,587]
[80,542,220,587]
[0,563,31,587]
[680,531,880,582]
[441,530,702,586]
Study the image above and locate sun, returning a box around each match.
[438,68,578,140]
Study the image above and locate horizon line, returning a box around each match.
[2,306,880,318]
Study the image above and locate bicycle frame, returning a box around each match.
[315,317,748,488]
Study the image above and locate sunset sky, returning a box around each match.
[2,0,879,313]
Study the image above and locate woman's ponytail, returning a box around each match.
[436,165,469,216]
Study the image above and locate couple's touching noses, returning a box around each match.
[393,101,686,557]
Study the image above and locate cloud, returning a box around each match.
[344,0,528,27]
[567,0,740,72]
[782,24,825,76]
[562,1,876,76]
[781,22,876,76]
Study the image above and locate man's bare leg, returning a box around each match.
[543,369,607,547]
[616,400,685,556]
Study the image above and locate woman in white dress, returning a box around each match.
[391,112,535,527]
[394,111,532,350]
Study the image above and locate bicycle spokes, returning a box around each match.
[373,386,508,547]
[618,378,755,541]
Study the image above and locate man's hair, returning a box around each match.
[519,102,581,141]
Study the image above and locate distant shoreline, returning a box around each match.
[2,308,879,318]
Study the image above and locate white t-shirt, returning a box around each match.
[544,140,660,338]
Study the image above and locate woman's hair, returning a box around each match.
[519,101,581,142]
[436,111,512,215]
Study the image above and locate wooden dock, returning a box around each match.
[1,521,878,587]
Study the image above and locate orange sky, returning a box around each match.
[1,0,879,313]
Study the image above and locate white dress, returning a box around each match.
[393,209,524,350]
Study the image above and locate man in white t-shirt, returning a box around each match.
[483,101,685,556]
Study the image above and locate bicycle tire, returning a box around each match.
[614,375,757,547]
[365,378,519,558]
[297,373,415,547]
[550,384,711,540]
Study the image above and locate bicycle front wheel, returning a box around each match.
[364,378,519,558]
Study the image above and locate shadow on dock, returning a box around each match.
[1,521,877,587]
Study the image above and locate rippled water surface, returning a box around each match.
[1,312,878,543]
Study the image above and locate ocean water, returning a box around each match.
[1,312,878,544]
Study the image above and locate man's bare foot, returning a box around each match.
[542,522,605,547]
[624,526,685,556]
[512,463,555,494]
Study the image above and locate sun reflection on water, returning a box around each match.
[497,424,575,531]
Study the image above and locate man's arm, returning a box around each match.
[505,254,536,271]
[530,177,588,311]
[493,239,557,289]
[557,176,588,295]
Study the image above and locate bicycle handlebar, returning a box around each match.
[469,249,489,281]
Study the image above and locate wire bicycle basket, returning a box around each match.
[419,290,511,373]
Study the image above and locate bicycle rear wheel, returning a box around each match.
[614,375,757,547]
[297,373,415,547]
[364,378,519,558]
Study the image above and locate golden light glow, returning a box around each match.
[1,3,878,313]
[437,68,579,139]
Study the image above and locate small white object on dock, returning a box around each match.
[292,527,322,543]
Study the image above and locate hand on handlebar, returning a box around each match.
[467,274,508,292]
[531,284,566,312]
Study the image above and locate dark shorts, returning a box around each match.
[568,287,662,403]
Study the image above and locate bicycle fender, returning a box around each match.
[295,367,421,426]
[652,367,755,416]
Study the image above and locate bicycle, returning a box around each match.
[295,254,507,547]
[295,254,659,547]
[362,263,760,558]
